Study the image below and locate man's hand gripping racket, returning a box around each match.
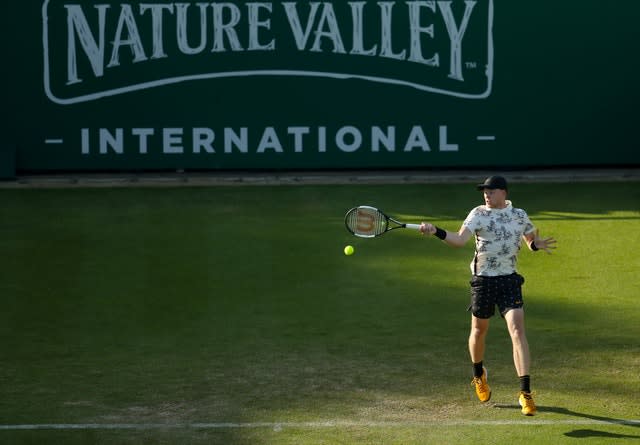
[344,206,422,238]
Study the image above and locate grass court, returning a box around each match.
[1,180,639,444]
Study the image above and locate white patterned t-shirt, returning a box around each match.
[462,200,535,276]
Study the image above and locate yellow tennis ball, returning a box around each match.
[344,245,355,256]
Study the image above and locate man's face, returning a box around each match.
[483,188,507,208]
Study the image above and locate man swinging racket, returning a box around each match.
[419,176,556,416]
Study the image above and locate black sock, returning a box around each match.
[519,375,531,393]
[473,362,484,378]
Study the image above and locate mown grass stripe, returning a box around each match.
[1,419,639,430]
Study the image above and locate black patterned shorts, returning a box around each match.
[468,273,525,319]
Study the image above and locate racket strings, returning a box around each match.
[370,212,387,236]
[346,208,387,236]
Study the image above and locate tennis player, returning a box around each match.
[419,175,556,416]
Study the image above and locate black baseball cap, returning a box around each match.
[476,175,508,191]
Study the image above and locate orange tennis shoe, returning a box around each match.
[519,391,537,416]
[470,367,491,403]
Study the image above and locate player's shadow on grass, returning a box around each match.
[495,404,640,439]
[564,429,640,439]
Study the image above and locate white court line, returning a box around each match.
[1,420,639,430]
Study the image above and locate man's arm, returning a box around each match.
[523,228,557,254]
[419,223,473,248]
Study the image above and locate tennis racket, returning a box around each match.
[344,206,422,238]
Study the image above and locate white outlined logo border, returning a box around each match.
[42,0,494,105]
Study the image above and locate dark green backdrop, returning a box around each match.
[4,1,640,177]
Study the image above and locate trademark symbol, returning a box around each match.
[465,62,477,69]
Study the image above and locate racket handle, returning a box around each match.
[405,223,422,230]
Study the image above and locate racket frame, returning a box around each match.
[344,205,421,238]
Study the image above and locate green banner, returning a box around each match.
[5,1,640,175]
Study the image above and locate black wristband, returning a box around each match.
[530,240,539,251]
[434,227,447,240]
